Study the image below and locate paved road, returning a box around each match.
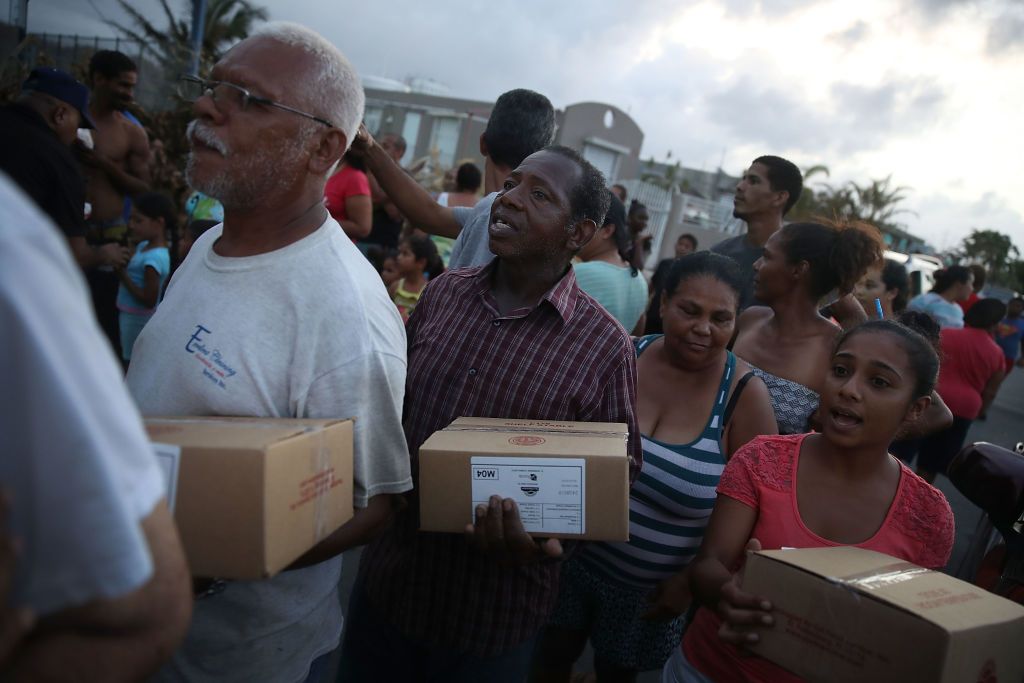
[332,367,1024,681]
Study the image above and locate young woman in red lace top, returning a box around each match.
[668,319,956,683]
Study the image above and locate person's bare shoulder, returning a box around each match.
[734,356,754,376]
[812,315,842,340]
[737,305,772,331]
[126,119,150,147]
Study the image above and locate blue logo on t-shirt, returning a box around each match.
[185,324,237,389]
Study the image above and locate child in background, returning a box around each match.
[996,297,1024,374]
[380,251,401,289]
[669,319,954,683]
[390,234,443,322]
[115,193,174,363]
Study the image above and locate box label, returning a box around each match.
[152,442,181,513]
[470,457,585,535]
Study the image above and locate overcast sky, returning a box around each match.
[24,0,1024,251]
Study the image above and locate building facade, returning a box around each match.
[363,85,644,182]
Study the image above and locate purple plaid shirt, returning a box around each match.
[358,262,641,657]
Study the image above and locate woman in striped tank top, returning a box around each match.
[533,253,778,682]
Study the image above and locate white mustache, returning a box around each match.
[187,120,229,156]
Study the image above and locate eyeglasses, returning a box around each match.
[177,75,334,128]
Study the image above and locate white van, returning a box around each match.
[885,250,943,297]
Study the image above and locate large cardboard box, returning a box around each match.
[145,417,354,580]
[418,417,630,541]
[742,546,1024,683]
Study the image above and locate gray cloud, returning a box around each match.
[830,20,870,48]
[703,76,947,157]
[904,0,1024,54]
[717,0,827,17]
[986,11,1024,53]
[907,190,1024,249]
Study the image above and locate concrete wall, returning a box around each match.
[556,102,643,180]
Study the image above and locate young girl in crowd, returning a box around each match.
[907,265,973,329]
[574,193,649,334]
[390,234,443,322]
[115,192,174,363]
[533,253,777,683]
[915,298,1007,482]
[996,297,1024,373]
[732,220,883,433]
[668,319,955,683]
[380,250,400,289]
[854,258,909,320]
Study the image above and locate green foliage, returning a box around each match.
[109,0,268,76]
[789,171,914,232]
[1008,260,1024,292]
[959,229,1021,287]
[641,159,681,191]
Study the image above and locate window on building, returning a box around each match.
[400,112,421,167]
[429,116,461,169]
[582,143,620,183]
[364,106,383,136]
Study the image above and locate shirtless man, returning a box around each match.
[78,50,151,353]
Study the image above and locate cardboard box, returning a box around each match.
[145,417,354,580]
[742,546,1024,683]
[418,417,630,541]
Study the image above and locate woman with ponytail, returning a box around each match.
[907,264,973,329]
[575,192,649,333]
[732,219,884,433]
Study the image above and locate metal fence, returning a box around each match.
[20,32,176,112]
[618,180,672,271]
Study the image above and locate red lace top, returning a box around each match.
[683,434,955,683]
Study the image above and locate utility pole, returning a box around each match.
[189,0,206,76]
[11,0,29,41]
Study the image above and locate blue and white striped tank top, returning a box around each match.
[581,335,734,588]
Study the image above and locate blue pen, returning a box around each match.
[875,298,884,320]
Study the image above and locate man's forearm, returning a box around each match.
[288,493,403,569]
[9,625,177,682]
[7,503,191,682]
[68,238,104,269]
[363,145,460,238]
[100,159,150,197]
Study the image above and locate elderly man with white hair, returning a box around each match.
[125,23,412,683]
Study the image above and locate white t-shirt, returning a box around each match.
[0,173,165,616]
[127,216,412,683]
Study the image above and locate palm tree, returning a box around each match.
[847,176,914,228]
[787,164,830,221]
[110,0,268,75]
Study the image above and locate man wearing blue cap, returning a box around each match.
[0,67,130,271]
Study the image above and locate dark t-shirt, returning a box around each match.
[364,205,403,249]
[710,233,764,309]
[0,104,87,238]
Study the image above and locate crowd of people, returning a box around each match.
[2,19,1022,683]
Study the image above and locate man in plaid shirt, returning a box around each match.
[340,145,642,682]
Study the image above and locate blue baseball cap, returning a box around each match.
[22,67,96,129]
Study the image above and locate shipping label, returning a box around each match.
[470,457,585,535]
[152,442,181,513]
